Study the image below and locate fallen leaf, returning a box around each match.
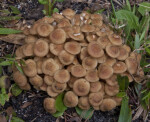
[21,102,32,109]
[0,115,7,122]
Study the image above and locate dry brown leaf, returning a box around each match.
[0,115,7,122]
[21,102,32,109]
[132,106,144,120]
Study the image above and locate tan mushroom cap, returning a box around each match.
[86,34,97,43]
[22,43,34,56]
[123,45,131,53]
[15,46,25,58]
[44,75,54,86]
[71,14,81,25]
[63,91,78,107]
[99,98,117,112]
[57,18,71,28]
[19,83,31,90]
[105,75,118,86]
[106,45,120,58]
[13,71,27,87]
[37,23,54,37]
[78,97,90,110]
[98,64,113,80]
[85,69,99,82]
[25,35,37,43]
[112,97,122,106]
[68,32,84,41]
[62,9,75,19]
[64,41,81,55]
[97,54,107,64]
[47,86,58,97]
[41,16,54,24]
[117,46,129,60]
[104,57,116,66]
[29,75,43,87]
[58,50,74,65]
[108,34,122,46]
[52,81,67,93]
[34,39,49,57]
[67,76,78,88]
[121,72,133,82]
[36,59,43,74]
[82,57,97,70]
[105,84,119,96]
[96,27,108,37]
[54,69,70,83]
[90,14,103,20]
[23,59,37,77]
[90,81,102,93]
[92,19,103,27]
[80,47,89,60]
[99,82,105,96]
[50,28,66,44]
[73,78,90,96]
[52,13,64,21]
[23,27,30,36]
[80,11,90,19]
[89,92,103,107]
[71,65,86,78]
[29,22,39,35]
[81,24,95,32]
[113,62,127,74]
[87,42,104,58]
[40,83,48,91]
[42,58,59,76]
[50,43,64,56]
[97,36,110,49]
[43,98,56,114]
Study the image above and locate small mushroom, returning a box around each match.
[92,19,103,27]
[112,97,122,106]
[71,65,86,78]
[71,14,81,26]
[86,34,97,43]
[57,18,71,28]
[103,57,116,66]
[67,76,78,88]
[22,43,34,56]
[105,84,119,96]
[78,97,90,110]
[44,75,54,86]
[97,54,107,64]
[47,86,58,97]
[23,27,30,35]
[85,69,99,82]
[41,16,54,24]
[82,57,97,70]
[52,81,67,93]
[106,45,120,58]
[108,34,122,46]
[62,9,75,20]
[80,11,90,19]
[52,13,64,21]
[36,58,43,74]
[90,14,103,20]
[19,83,31,90]
[81,24,95,32]
[49,43,64,56]
[25,35,37,43]
[99,82,105,96]
[40,83,48,91]
[105,75,118,86]
[90,81,102,93]
[15,46,25,58]
[80,47,89,60]
[68,32,84,41]
[117,46,129,60]
[97,36,110,49]
[29,75,43,87]
[29,22,39,35]
[121,72,133,82]
[112,62,127,74]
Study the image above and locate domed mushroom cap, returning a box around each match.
[113,62,127,74]
[90,14,103,20]
[29,22,39,35]
[97,36,110,49]
[97,54,107,64]
[89,92,103,107]
[13,71,27,87]
[104,57,116,66]
[71,14,81,26]
[29,75,43,87]
[54,69,70,83]
[123,45,131,53]
[112,97,122,106]
[105,84,119,96]
[57,18,71,28]
[52,81,67,93]
[22,43,34,56]
[98,64,113,80]
[68,32,84,41]
[47,86,58,97]
[67,76,78,88]
[71,65,86,78]
[80,11,90,19]
[43,98,56,114]
[99,98,117,111]
[50,43,64,56]
[82,57,97,70]
[52,13,64,21]
[37,23,54,37]
[92,19,103,27]
[86,34,97,43]
[64,41,81,55]
[34,39,49,57]
[117,46,129,60]
[23,27,30,35]
[25,35,37,43]
[58,50,74,65]
[106,45,120,58]
[80,47,89,60]
[90,81,102,93]
[99,82,105,96]
[125,57,138,74]
[64,91,78,107]
[42,58,59,76]
[36,59,43,74]
[121,72,133,82]
[23,59,37,77]
[19,83,31,90]
[108,34,122,46]
[50,28,66,44]
[96,27,108,37]
[106,75,118,86]
[40,83,48,91]
[73,78,90,96]
[81,24,95,32]
[87,42,104,58]
[62,9,75,19]
[78,97,90,110]
[15,46,25,58]
[40,16,54,24]
[44,75,54,86]
[85,69,99,82]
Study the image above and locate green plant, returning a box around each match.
[0,88,9,106]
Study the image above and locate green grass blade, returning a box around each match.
[0,28,22,34]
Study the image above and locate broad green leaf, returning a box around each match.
[0,9,10,14]
[117,75,129,92]
[11,117,24,122]
[0,61,13,66]
[53,8,59,13]
[75,107,94,119]
[0,16,21,21]
[11,84,23,96]
[0,94,6,106]
[52,111,64,117]
[10,5,21,14]
[94,9,105,14]
[116,92,126,97]
[138,2,150,16]
[126,0,131,11]
[134,33,140,53]
[118,97,132,122]
[38,0,48,4]
[55,92,67,112]
[0,88,9,106]
[0,28,22,34]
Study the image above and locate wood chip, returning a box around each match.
[21,102,32,109]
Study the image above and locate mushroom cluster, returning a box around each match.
[13,9,144,113]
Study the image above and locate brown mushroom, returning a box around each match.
[103,56,116,66]
[29,75,43,87]
[15,46,25,58]
[121,72,133,82]
[92,19,103,27]
[81,24,95,32]
[108,34,122,46]
[40,83,48,91]
[106,45,120,58]
[82,57,97,70]
[47,86,58,97]
[62,9,75,20]
[97,54,107,64]
[23,27,30,36]
[49,43,64,56]
[78,97,90,110]
[41,16,54,24]
[68,32,84,41]
[22,43,34,56]
[86,34,97,43]
[80,11,90,19]
[67,76,78,88]
[85,69,99,82]
[105,75,118,86]
[80,47,89,60]
[71,14,81,26]
[44,75,54,86]
[97,36,110,49]
[112,97,122,106]
[90,81,102,93]
[19,83,31,90]
[52,81,67,93]
[36,58,43,74]
[90,14,103,20]
[29,22,39,35]
[89,92,103,106]
[52,13,64,22]
[25,35,37,43]
[105,84,119,96]
[99,82,105,96]
[57,18,71,28]
[112,62,127,74]
[71,65,86,78]
[117,46,129,60]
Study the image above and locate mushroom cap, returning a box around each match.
[105,75,118,86]
[97,54,107,64]
[37,23,54,37]
[89,92,103,107]
[71,65,86,78]
[13,71,27,87]
[99,82,105,96]
[52,81,67,93]
[62,9,75,19]
[117,46,129,60]
[113,61,127,74]
[80,11,90,19]
[82,57,97,70]
[90,81,102,93]
[54,69,70,83]
[23,27,30,36]
[57,18,71,28]
[19,83,31,90]
[97,36,110,49]
[42,58,59,76]
[64,41,81,55]
[36,59,43,74]
[15,46,25,58]
[71,14,81,26]
[49,28,66,44]
[86,34,97,43]
[52,13,64,21]
[78,97,90,110]
[85,69,99,82]
[44,75,54,86]
[67,76,78,88]
[123,45,131,53]
[87,42,104,58]
[43,98,56,114]
[99,98,117,111]
[23,59,37,77]
[73,78,90,96]
[108,34,122,46]
[90,14,103,20]
[121,72,133,82]
[106,45,120,58]
[50,43,64,56]
[22,43,34,56]
[105,84,119,96]
[81,24,95,32]
[103,57,116,66]
[29,75,43,87]
[80,47,89,60]
[25,35,37,43]
[98,64,113,80]
[92,19,103,27]
[34,39,49,57]
[96,27,108,37]
[40,83,48,91]
[112,97,122,106]
[47,86,58,97]
[58,50,74,65]
[63,91,78,107]
[29,22,39,35]
[68,32,84,41]
[41,16,54,24]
